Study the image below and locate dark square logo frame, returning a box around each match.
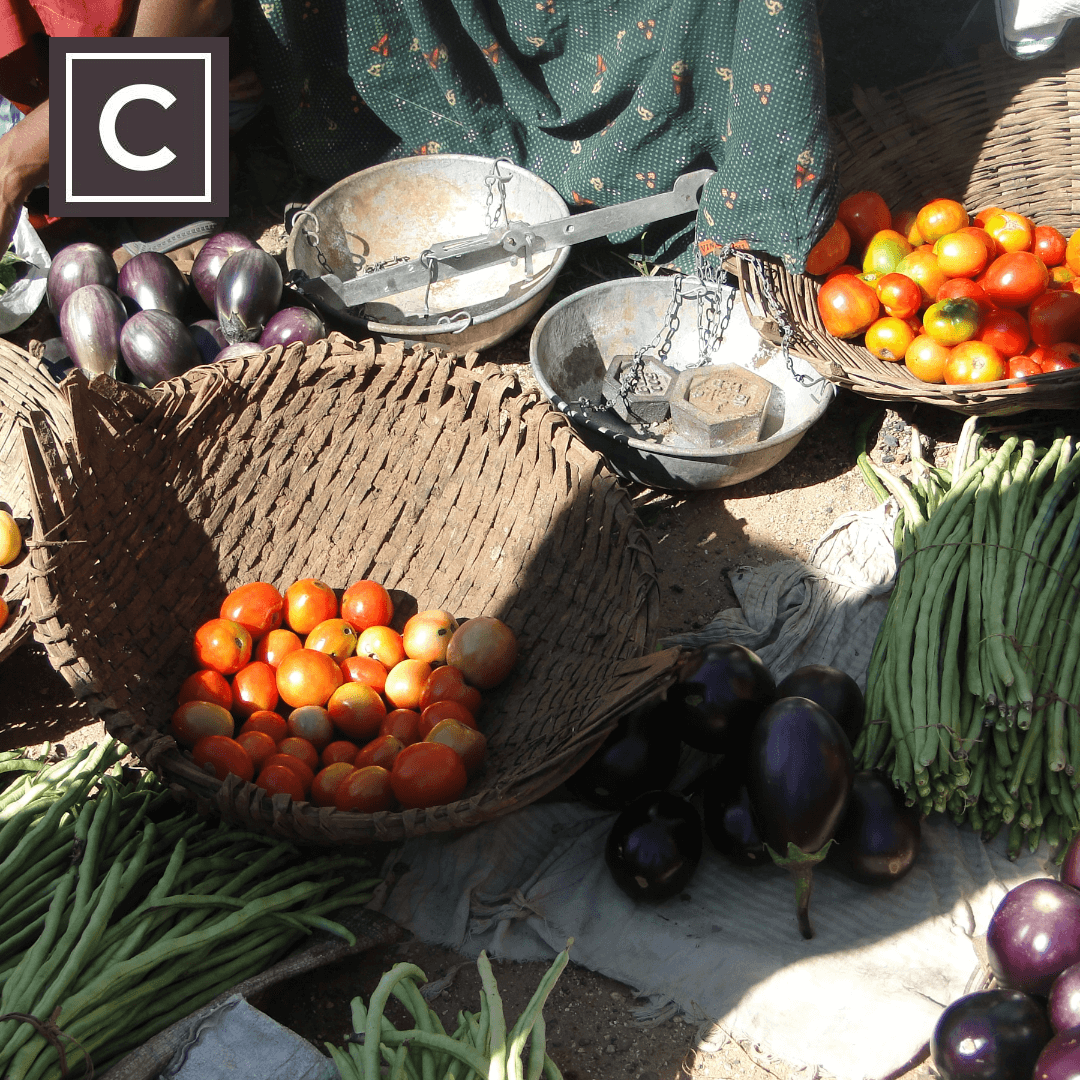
[49,37,229,217]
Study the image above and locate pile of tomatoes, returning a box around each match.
[807,189,1080,385]
[169,577,517,812]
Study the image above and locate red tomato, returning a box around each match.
[192,618,252,676]
[277,735,321,774]
[390,741,469,809]
[1034,225,1067,267]
[944,340,1007,385]
[341,655,388,694]
[445,618,518,690]
[171,700,234,746]
[255,763,306,801]
[380,708,423,745]
[1007,355,1043,379]
[922,297,983,346]
[177,669,232,711]
[933,230,989,278]
[236,729,279,772]
[424,719,487,777]
[1027,289,1080,347]
[978,307,1030,359]
[894,248,947,308]
[384,659,433,710]
[334,765,394,813]
[419,665,474,710]
[804,219,852,276]
[401,610,459,665]
[340,579,394,632]
[192,735,254,782]
[311,762,356,807]
[283,578,338,635]
[1042,343,1080,370]
[982,251,1049,309]
[354,734,405,771]
[254,628,303,668]
[321,739,362,768]
[825,263,861,280]
[837,191,891,252]
[327,682,387,742]
[877,272,922,319]
[239,709,288,743]
[915,198,968,245]
[305,618,358,663]
[286,705,335,751]
[263,752,315,794]
[220,582,285,641]
[936,276,990,307]
[418,700,477,739]
[231,660,280,718]
[276,648,343,708]
[816,275,880,339]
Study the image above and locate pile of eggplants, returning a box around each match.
[48,231,325,388]
[575,642,921,939]
[929,831,1080,1080]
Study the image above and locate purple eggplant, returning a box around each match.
[46,242,118,316]
[59,284,127,379]
[746,696,854,939]
[117,251,188,317]
[831,769,920,886]
[215,248,282,344]
[774,665,865,746]
[605,789,703,902]
[1036,1026,1080,1080]
[188,319,228,365]
[986,879,1080,996]
[214,342,264,362]
[1049,964,1080,1033]
[191,230,258,311]
[258,306,325,350]
[666,642,776,755]
[565,697,682,811]
[1059,831,1080,890]
[701,755,769,867]
[931,989,1051,1080]
[120,310,202,386]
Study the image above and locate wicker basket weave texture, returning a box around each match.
[24,335,671,845]
[738,30,1080,415]
[0,339,71,663]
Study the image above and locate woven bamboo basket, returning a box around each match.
[0,339,70,664]
[22,333,676,845]
[737,28,1080,416]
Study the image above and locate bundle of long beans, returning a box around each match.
[328,946,570,1080]
[855,417,1080,860]
[0,738,380,1080]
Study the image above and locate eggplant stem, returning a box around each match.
[764,841,834,941]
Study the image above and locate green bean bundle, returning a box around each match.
[0,738,380,1079]
[328,946,571,1080]
[855,419,1080,860]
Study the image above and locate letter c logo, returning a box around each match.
[98,83,177,172]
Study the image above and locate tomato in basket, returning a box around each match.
[837,190,891,252]
[390,741,468,809]
[276,647,343,708]
[326,681,386,741]
[982,251,1049,309]
[944,340,1007,385]
[220,581,284,640]
[255,627,303,668]
[193,735,254,783]
[192,618,252,676]
[340,579,394,632]
[283,578,337,635]
[334,765,394,813]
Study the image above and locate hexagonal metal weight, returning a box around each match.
[669,364,775,448]
[602,354,678,426]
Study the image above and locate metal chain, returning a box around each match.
[295,210,337,277]
[484,158,515,230]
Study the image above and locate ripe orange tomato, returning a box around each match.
[341,579,394,632]
[311,762,356,807]
[321,739,362,768]
[944,340,1007,385]
[904,336,951,384]
[276,648,343,708]
[192,618,252,676]
[171,700,235,746]
[982,211,1033,253]
[1034,225,1067,267]
[1050,265,1076,289]
[1066,229,1080,276]
[982,251,1049,309]
[837,190,891,252]
[276,736,321,775]
[402,610,459,664]
[286,705,335,751]
[862,230,913,277]
[326,681,386,742]
[192,735,254,782]
[284,578,338,635]
[425,719,487,777]
[305,618,358,662]
[177,668,233,711]
[974,206,1007,228]
[978,307,1030,359]
[381,707,424,745]
[419,700,477,739]
[256,763,306,801]
[356,625,406,669]
[231,660,280,718]
[264,751,315,794]
[354,734,405,771]
[254,628,303,668]
[334,765,394,813]
[236,729,279,772]
[341,654,388,694]
[220,582,284,640]
[877,272,922,319]
[804,219,851,276]
[915,198,968,245]
[864,316,916,361]
[384,659,433,710]
[446,617,518,690]
[894,249,947,308]
[390,741,469,809]
[933,231,990,279]
[239,709,288,743]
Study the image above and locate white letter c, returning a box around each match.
[99,83,177,172]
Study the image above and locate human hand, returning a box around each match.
[0,100,49,252]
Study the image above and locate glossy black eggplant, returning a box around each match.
[746,695,854,939]
[216,248,283,343]
[700,755,768,867]
[564,697,682,811]
[930,989,1051,1080]
[666,642,776,755]
[832,769,920,886]
[605,790,702,902]
[117,251,188,317]
[774,665,865,746]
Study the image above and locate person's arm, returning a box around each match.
[123,0,232,38]
[0,98,48,251]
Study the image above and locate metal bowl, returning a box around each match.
[285,155,571,356]
[529,275,836,490]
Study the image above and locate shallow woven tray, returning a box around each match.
[23,334,672,844]
[737,30,1080,416]
[0,338,71,663]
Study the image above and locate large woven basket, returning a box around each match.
[737,28,1080,416]
[0,339,71,663]
[22,334,675,845]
